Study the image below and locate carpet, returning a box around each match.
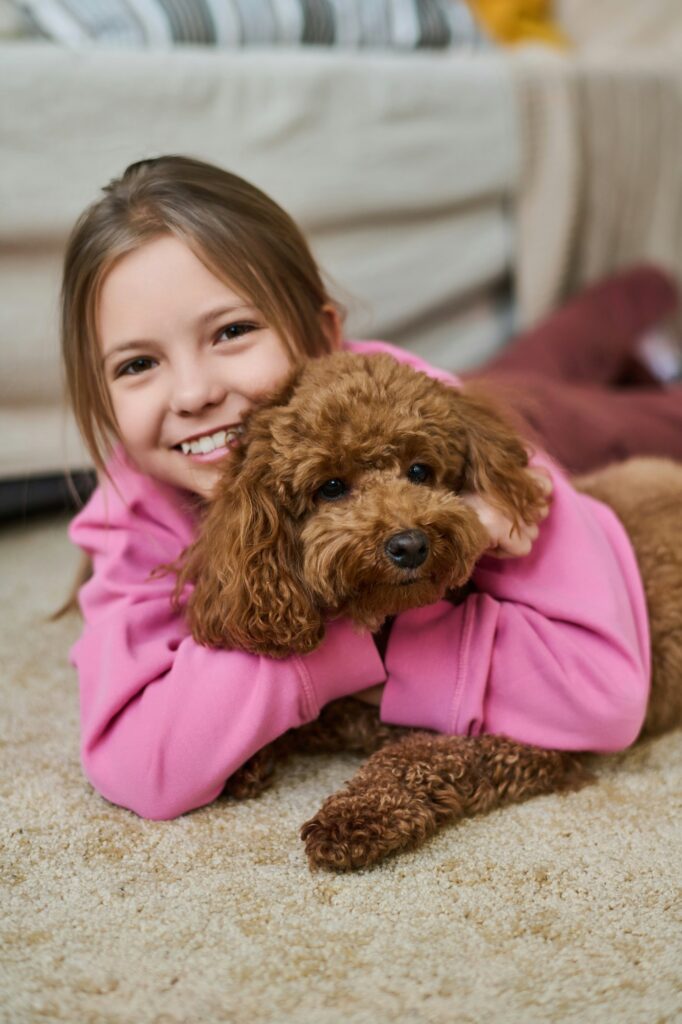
[2,514,681,1024]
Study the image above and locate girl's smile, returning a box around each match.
[98,235,298,498]
[173,422,245,460]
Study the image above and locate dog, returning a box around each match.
[176,351,682,871]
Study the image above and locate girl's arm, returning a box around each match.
[69,488,385,821]
[379,458,651,753]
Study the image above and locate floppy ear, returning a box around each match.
[175,462,325,659]
[453,388,547,531]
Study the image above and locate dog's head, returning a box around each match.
[176,352,545,656]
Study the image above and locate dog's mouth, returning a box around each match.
[335,571,446,631]
[376,571,441,593]
[349,571,437,599]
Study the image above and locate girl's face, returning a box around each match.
[98,234,339,498]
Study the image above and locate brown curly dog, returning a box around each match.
[176,352,682,871]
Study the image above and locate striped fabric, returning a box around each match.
[15,0,489,48]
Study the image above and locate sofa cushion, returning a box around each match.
[12,0,489,49]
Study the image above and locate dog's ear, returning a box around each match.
[452,388,547,531]
[175,461,325,658]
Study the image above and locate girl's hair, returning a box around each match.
[61,154,340,475]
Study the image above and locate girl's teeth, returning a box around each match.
[179,427,242,456]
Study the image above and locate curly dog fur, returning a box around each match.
[177,352,547,654]
[177,352,682,871]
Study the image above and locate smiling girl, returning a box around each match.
[62,156,648,820]
[97,234,296,499]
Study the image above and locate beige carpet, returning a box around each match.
[2,514,681,1024]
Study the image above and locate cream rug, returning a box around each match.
[2,514,681,1024]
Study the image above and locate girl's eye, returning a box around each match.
[116,357,156,378]
[315,479,349,502]
[216,322,257,342]
[407,463,432,484]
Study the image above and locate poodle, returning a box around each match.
[176,352,682,871]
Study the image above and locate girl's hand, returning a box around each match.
[461,466,553,559]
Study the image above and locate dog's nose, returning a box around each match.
[384,530,429,569]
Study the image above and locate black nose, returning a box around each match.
[384,530,429,569]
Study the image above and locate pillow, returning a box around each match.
[468,0,568,47]
[12,0,489,49]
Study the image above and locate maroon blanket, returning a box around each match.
[466,266,682,474]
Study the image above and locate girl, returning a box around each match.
[63,155,649,821]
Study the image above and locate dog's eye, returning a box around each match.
[407,463,432,484]
[315,479,349,502]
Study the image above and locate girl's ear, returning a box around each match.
[175,463,325,658]
[320,302,344,351]
[453,388,547,530]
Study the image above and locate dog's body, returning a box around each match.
[178,352,682,871]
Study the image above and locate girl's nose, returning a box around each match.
[169,368,227,415]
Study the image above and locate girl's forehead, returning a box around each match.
[97,236,251,345]
[102,235,239,298]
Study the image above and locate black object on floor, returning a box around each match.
[0,471,97,523]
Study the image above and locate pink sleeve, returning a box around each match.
[69,477,385,821]
[380,459,651,754]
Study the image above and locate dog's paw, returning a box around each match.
[300,787,438,872]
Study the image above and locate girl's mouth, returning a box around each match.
[173,425,245,461]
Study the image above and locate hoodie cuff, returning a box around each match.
[296,618,387,717]
[380,598,494,735]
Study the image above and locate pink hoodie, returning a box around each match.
[69,340,651,820]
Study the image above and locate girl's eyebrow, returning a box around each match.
[102,341,150,366]
[196,303,256,325]
[102,304,258,365]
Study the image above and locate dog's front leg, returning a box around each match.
[223,698,409,801]
[281,697,411,757]
[301,733,594,872]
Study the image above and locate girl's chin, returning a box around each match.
[161,450,227,498]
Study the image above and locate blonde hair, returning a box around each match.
[61,154,339,476]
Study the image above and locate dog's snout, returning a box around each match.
[384,530,429,569]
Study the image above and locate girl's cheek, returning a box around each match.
[112,392,149,446]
